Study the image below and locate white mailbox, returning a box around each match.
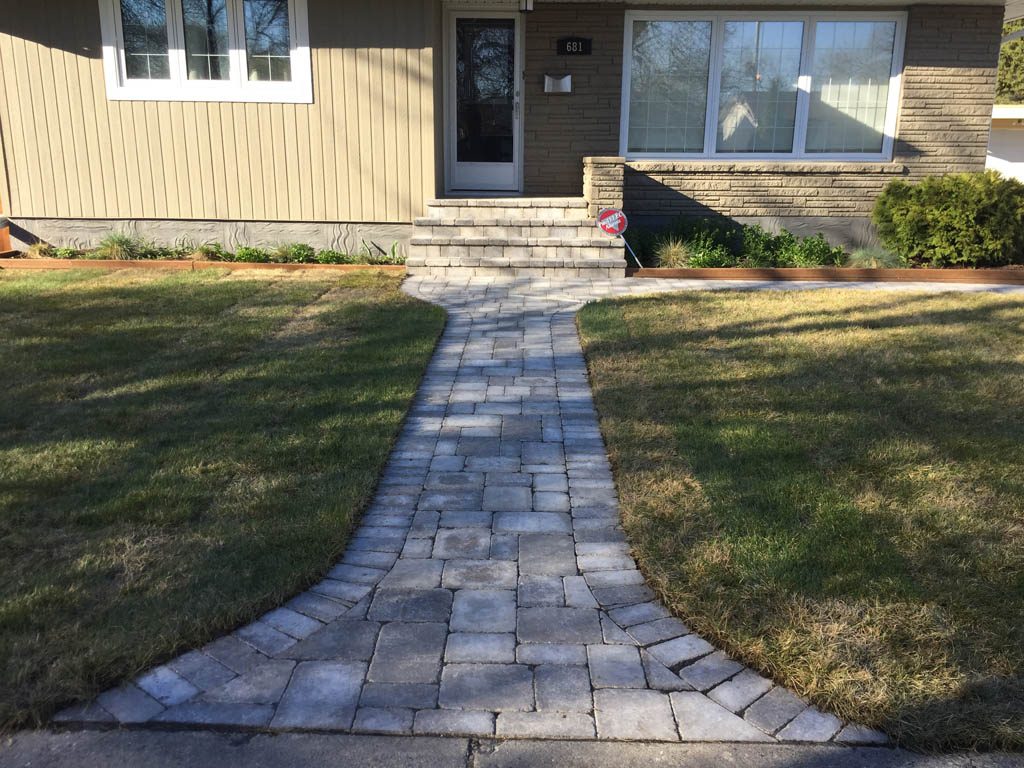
[544,74,572,94]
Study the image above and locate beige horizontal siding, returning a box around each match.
[0,0,437,223]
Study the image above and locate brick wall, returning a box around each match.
[524,4,1002,227]
[522,4,624,196]
[621,5,1002,219]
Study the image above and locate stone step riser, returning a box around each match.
[421,224,602,239]
[408,244,624,266]
[407,265,625,278]
[426,206,590,221]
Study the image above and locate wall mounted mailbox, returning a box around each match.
[557,37,592,55]
[544,74,572,93]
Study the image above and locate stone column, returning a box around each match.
[583,157,625,218]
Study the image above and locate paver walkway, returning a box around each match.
[57,277,1024,742]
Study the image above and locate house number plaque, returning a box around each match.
[557,37,592,55]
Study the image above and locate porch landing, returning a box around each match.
[407,198,626,278]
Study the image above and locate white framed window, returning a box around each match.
[98,0,312,102]
[620,11,905,161]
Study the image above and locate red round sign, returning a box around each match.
[597,208,628,236]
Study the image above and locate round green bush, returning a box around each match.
[873,171,1024,267]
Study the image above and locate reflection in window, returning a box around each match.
[120,0,170,79]
[717,21,803,153]
[806,21,896,153]
[628,21,712,154]
[456,18,515,163]
[245,0,292,81]
[182,0,231,80]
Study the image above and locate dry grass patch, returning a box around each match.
[0,269,444,730]
[578,289,1024,751]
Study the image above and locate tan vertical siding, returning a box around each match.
[0,0,437,223]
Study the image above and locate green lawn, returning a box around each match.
[0,268,444,731]
[578,289,1024,752]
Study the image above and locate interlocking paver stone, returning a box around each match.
[535,665,592,712]
[439,664,534,711]
[588,644,647,688]
[366,589,452,623]
[743,685,808,735]
[367,622,446,684]
[518,607,603,644]
[593,689,678,741]
[671,692,774,742]
[73,276,892,744]
[450,588,516,632]
[271,661,365,729]
[777,706,843,742]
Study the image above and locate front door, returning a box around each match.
[447,12,522,192]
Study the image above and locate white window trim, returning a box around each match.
[619,10,906,162]
[98,0,312,103]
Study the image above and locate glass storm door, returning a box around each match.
[449,14,521,192]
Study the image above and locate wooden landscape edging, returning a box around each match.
[0,257,407,274]
[625,266,1024,285]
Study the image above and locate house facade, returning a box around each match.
[0,0,1005,272]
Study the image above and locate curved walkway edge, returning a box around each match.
[54,277,1024,744]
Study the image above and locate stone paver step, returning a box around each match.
[57,276,891,748]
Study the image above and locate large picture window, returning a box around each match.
[621,12,905,160]
[98,0,312,102]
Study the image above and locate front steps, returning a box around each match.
[407,197,626,278]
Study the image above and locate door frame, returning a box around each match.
[443,8,525,195]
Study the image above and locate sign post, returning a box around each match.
[597,208,643,268]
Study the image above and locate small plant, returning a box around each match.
[233,246,272,263]
[192,242,232,261]
[686,233,737,268]
[740,224,786,267]
[315,249,356,264]
[24,242,56,259]
[272,243,317,263]
[845,247,906,269]
[53,247,81,259]
[776,233,845,267]
[654,238,690,268]
[95,232,147,260]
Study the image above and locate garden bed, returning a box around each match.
[626,266,1024,284]
[0,257,406,273]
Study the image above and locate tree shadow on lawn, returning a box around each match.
[0,271,445,730]
[579,289,1024,751]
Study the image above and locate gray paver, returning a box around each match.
[535,665,592,712]
[588,644,647,688]
[379,559,444,589]
[442,559,517,589]
[280,620,381,660]
[496,712,596,739]
[518,607,602,644]
[671,692,774,742]
[680,651,744,692]
[360,683,438,709]
[519,534,577,576]
[743,686,808,735]
[439,664,534,711]
[433,528,491,559]
[777,707,843,742]
[367,623,447,684]
[134,666,200,707]
[648,634,715,669]
[451,589,516,632]
[153,702,273,727]
[203,660,295,704]
[413,708,495,736]
[367,589,452,623]
[95,684,164,723]
[352,707,414,734]
[594,689,678,741]
[445,633,516,663]
[516,643,588,665]
[272,662,366,729]
[708,669,774,713]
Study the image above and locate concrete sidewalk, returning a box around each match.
[2,730,1023,768]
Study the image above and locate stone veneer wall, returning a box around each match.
[523,4,625,196]
[622,5,1003,222]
